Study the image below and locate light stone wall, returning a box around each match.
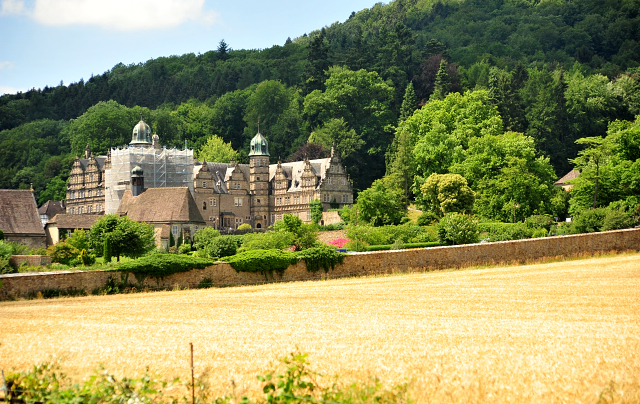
[1,228,639,300]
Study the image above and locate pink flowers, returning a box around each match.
[328,238,350,248]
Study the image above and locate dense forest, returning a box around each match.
[1,0,639,221]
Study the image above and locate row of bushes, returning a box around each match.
[5,351,409,403]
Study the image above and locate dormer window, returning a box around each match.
[203,181,207,188]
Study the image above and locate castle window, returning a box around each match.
[285,197,290,205]
[323,194,330,202]
[88,190,92,197]
[257,176,260,181]
[276,198,282,206]
[257,199,261,204]
[203,202,207,210]
[328,178,332,185]
[213,199,217,207]
[203,181,207,188]
[235,182,240,189]
[234,197,243,207]
[342,195,348,203]
[172,225,179,235]
[294,196,299,204]
[271,214,275,223]
[87,206,92,213]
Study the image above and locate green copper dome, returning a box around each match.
[249,132,269,156]
[130,118,152,146]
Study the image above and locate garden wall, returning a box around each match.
[1,228,639,300]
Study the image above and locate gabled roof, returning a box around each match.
[555,169,580,186]
[47,214,103,229]
[269,158,331,192]
[77,156,107,171]
[117,187,206,224]
[38,200,66,219]
[0,190,46,236]
[193,162,251,194]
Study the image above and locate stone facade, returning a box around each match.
[2,228,638,300]
[66,145,108,215]
[63,119,354,230]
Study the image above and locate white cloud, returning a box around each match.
[0,61,17,70]
[0,85,27,95]
[31,0,218,31]
[0,0,25,15]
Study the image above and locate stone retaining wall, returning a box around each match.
[9,255,52,268]
[1,228,639,300]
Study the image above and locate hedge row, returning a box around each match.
[114,254,214,279]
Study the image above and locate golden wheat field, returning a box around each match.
[1,253,640,403]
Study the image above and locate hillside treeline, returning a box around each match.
[1,0,639,208]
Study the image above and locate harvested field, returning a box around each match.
[1,253,639,403]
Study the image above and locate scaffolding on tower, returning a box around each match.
[104,145,194,213]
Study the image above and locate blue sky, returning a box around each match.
[0,0,379,95]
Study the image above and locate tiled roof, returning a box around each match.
[0,190,46,236]
[117,187,206,224]
[38,200,66,218]
[47,214,103,229]
[555,169,580,186]
[269,158,330,191]
[78,156,107,171]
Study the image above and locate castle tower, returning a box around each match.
[131,166,144,197]
[248,131,270,228]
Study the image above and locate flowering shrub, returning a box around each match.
[327,238,350,248]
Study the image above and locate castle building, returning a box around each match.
[65,118,354,229]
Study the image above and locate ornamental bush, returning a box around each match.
[223,249,298,277]
[296,246,345,273]
[115,254,214,279]
[436,213,479,245]
[206,236,238,258]
[602,209,634,231]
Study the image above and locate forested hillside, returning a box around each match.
[1,0,639,212]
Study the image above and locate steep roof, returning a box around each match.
[555,169,580,186]
[0,190,46,236]
[38,200,66,219]
[47,214,103,229]
[192,162,251,194]
[117,187,206,224]
[269,158,331,191]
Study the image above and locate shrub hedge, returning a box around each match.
[223,249,298,277]
[114,254,214,279]
[296,247,345,273]
[364,242,441,251]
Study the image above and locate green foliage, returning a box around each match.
[416,211,439,226]
[273,214,319,250]
[88,214,156,261]
[196,134,239,163]
[193,227,220,249]
[0,257,15,274]
[390,238,406,250]
[296,246,345,273]
[46,242,80,266]
[436,213,479,245]
[65,229,88,252]
[223,249,298,277]
[78,249,95,266]
[206,236,238,258]
[356,179,407,226]
[602,209,634,231]
[525,215,554,231]
[0,239,12,259]
[103,237,112,264]
[346,222,436,247]
[450,132,557,222]
[0,229,3,240]
[237,223,252,230]
[309,199,324,224]
[573,208,609,233]
[478,222,533,242]
[240,231,296,252]
[114,254,214,279]
[419,173,475,216]
[178,243,192,254]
